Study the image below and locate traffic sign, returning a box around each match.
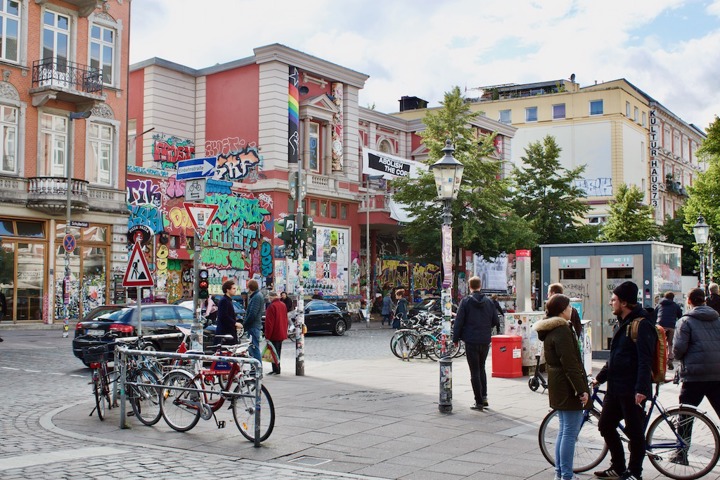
[123,241,154,287]
[176,157,217,181]
[185,178,207,202]
[184,202,219,235]
[63,234,76,253]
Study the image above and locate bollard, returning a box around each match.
[439,356,453,413]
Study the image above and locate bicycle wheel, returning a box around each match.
[391,331,419,359]
[129,368,162,426]
[233,379,275,442]
[94,367,112,421]
[431,334,458,360]
[646,406,720,480]
[160,370,201,432]
[539,408,608,473]
[92,370,105,421]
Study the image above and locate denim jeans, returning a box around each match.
[247,327,262,365]
[555,409,583,480]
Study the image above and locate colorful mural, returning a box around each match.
[288,66,299,164]
[205,137,263,183]
[331,82,344,172]
[152,133,196,168]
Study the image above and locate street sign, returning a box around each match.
[185,178,207,202]
[176,157,217,181]
[184,202,219,235]
[63,234,76,253]
[123,241,154,287]
[70,220,89,228]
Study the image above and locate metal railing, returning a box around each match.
[31,58,103,94]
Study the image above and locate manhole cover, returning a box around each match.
[288,456,332,466]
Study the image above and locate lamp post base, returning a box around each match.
[439,356,453,413]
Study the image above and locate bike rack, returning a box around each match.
[114,346,264,447]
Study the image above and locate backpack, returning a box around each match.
[629,317,668,384]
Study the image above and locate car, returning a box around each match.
[72,304,218,366]
[301,299,352,335]
[81,304,124,321]
[178,295,245,323]
[408,296,458,319]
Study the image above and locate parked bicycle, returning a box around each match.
[159,337,275,442]
[538,382,720,479]
[84,342,116,421]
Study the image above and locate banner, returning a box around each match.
[362,148,428,180]
[442,224,452,287]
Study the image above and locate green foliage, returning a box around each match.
[600,184,659,242]
[392,86,535,261]
[510,136,591,270]
[659,208,699,276]
[684,116,720,280]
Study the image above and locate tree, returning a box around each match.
[684,116,720,281]
[510,136,591,270]
[659,208,699,276]
[600,184,659,242]
[392,86,535,262]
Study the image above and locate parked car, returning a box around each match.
[408,296,457,319]
[178,295,245,323]
[72,304,217,366]
[302,299,352,335]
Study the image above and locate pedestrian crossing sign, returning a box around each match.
[123,240,154,287]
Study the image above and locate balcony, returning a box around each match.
[30,59,103,107]
[26,177,89,215]
[35,0,97,17]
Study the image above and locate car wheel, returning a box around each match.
[332,320,347,336]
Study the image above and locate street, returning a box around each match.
[0,324,719,479]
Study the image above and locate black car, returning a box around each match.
[302,300,352,335]
[408,297,458,319]
[72,304,217,365]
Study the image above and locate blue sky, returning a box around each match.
[130,0,720,132]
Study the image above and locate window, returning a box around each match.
[340,204,347,219]
[626,101,631,117]
[633,107,639,123]
[309,200,317,216]
[43,11,70,69]
[330,203,337,218]
[642,112,647,127]
[307,122,319,172]
[88,122,113,185]
[0,0,19,63]
[40,113,67,177]
[378,139,393,154]
[0,105,17,173]
[320,201,327,217]
[499,109,511,124]
[552,104,565,120]
[589,100,603,115]
[90,24,115,85]
[525,107,537,122]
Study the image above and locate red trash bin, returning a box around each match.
[491,335,523,378]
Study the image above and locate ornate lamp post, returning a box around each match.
[430,139,464,413]
[693,215,710,292]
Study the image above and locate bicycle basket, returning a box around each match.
[83,343,115,363]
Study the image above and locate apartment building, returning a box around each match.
[0,0,130,323]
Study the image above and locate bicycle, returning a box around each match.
[159,340,275,442]
[84,343,116,421]
[538,382,720,480]
[118,336,166,426]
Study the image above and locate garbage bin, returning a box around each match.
[491,335,523,378]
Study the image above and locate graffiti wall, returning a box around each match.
[152,133,196,169]
[205,136,263,183]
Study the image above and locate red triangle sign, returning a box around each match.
[123,241,154,287]
[184,202,219,233]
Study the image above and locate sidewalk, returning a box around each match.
[40,320,720,479]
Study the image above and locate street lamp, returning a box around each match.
[430,139,464,413]
[63,110,92,337]
[693,215,710,292]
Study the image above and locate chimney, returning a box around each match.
[399,96,428,112]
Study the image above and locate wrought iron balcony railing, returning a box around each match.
[26,176,89,215]
[31,59,103,95]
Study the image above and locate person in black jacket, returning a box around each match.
[707,282,720,315]
[452,276,499,411]
[593,281,656,480]
[214,280,239,345]
[656,291,682,370]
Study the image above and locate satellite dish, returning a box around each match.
[570,73,576,83]
[299,86,310,95]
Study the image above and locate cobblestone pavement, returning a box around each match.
[0,327,384,479]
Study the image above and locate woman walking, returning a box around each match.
[393,289,408,329]
[533,294,589,480]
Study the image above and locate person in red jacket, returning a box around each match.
[264,291,289,375]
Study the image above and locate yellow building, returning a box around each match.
[395,78,705,224]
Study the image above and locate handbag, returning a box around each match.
[261,342,279,364]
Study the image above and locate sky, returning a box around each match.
[129,0,720,132]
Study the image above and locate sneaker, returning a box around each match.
[667,360,674,370]
[470,403,484,411]
[618,472,642,480]
[482,398,489,407]
[668,451,689,466]
[593,467,622,479]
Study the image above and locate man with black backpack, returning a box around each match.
[593,281,656,480]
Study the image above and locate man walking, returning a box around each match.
[243,279,264,365]
[452,276,499,411]
[593,281,656,480]
[264,291,288,375]
[214,280,238,346]
[656,291,682,370]
[706,282,720,315]
[381,291,394,326]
